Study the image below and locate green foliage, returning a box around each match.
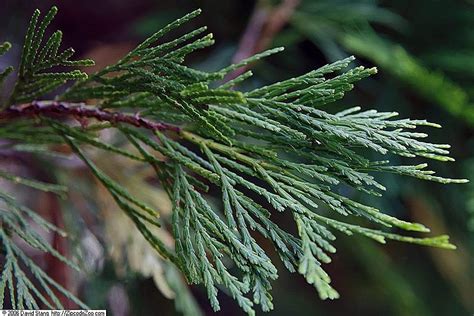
[289,0,405,60]
[0,42,13,89]
[341,32,474,124]
[0,6,467,315]
[0,174,87,309]
[289,0,474,125]
[6,6,94,105]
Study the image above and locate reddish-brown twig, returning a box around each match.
[0,101,181,133]
[227,0,300,80]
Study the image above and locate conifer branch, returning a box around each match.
[0,6,468,315]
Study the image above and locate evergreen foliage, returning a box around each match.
[289,0,474,125]
[0,6,467,314]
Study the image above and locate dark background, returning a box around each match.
[1,0,473,315]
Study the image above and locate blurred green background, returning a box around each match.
[1,0,473,315]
